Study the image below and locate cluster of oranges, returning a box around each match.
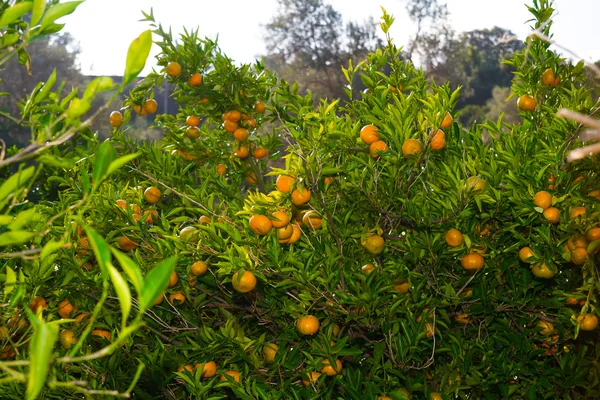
[55,298,111,350]
[517,68,561,112]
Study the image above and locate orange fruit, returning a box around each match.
[533,191,552,209]
[200,97,209,103]
[168,292,186,305]
[369,140,389,159]
[216,164,227,176]
[133,104,147,116]
[188,72,202,86]
[393,279,409,294]
[430,129,445,150]
[517,95,536,111]
[245,173,258,185]
[291,187,311,206]
[441,112,453,129]
[220,370,241,383]
[302,371,322,387]
[168,271,179,287]
[324,176,335,185]
[195,361,217,378]
[58,299,77,319]
[224,119,238,133]
[285,224,302,244]
[465,176,486,194]
[571,248,588,265]
[320,359,343,376]
[430,393,443,400]
[118,235,139,251]
[166,61,181,76]
[234,145,249,158]
[378,397,393,400]
[567,234,588,251]
[249,214,272,235]
[177,364,194,373]
[186,115,200,127]
[276,175,296,193]
[362,263,375,275]
[578,314,598,331]
[59,329,77,349]
[91,328,111,341]
[543,207,560,223]
[540,68,555,86]
[537,320,554,336]
[186,126,200,138]
[233,127,249,141]
[143,186,161,204]
[30,296,47,312]
[73,312,91,328]
[455,313,472,324]
[302,211,323,229]
[228,110,242,122]
[263,343,279,362]
[232,270,257,293]
[551,75,561,87]
[460,253,484,272]
[253,147,268,158]
[531,261,555,279]
[278,225,294,241]
[573,175,584,183]
[198,215,211,224]
[363,234,385,255]
[109,111,123,128]
[518,247,536,263]
[296,315,320,335]
[569,206,586,219]
[588,190,600,200]
[271,211,290,228]
[191,261,208,276]
[144,99,158,114]
[360,124,380,145]
[143,209,159,224]
[116,199,128,209]
[402,138,422,156]
[255,101,266,113]
[586,228,600,242]
[445,229,463,247]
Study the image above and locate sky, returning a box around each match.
[60,0,600,77]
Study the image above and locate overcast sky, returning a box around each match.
[61,0,600,76]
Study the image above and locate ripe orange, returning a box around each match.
[255,101,266,113]
[531,261,555,279]
[168,292,186,305]
[303,371,322,387]
[234,145,249,159]
[360,124,380,145]
[30,296,47,312]
[543,207,560,223]
[550,75,561,87]
[430,129,445,150]
[460,253,484,272]
[302,210,323,229]
[166,61,181,76]
[445,229,463,247]
[216,164,227,176]
[369,140,389,159]
[276,175,296,193]
[586,228,600,242]
[143,186,161,204]
[91,328,111,341]
[362,263,375,275]
[588,190,600,200]
[567,234,588,251]
[441,112,453,129]
[278,225,294,242]
[227,110,242,123]
[533,191,552,209]
[245,173,258,185]
[73,312,91,327]
[569,206,586,219]
[465,176,486,194]
[220,370,241,383]
[195,361,217,378]
[198,215,211,224]
[363,235,385,255]
[263,343,279,362]
[191,261,208,276]
[186,115,200,127]
[224,119,238,133]
[324,176,335,185]
[540,68,555,86]
[58,299,77,318]
[144,99,158,114]
[455,313,472,324]
[233,127,249,141]
[402,138,422,156]
[378,397,393,400]
[393,279,409,294]
[291,187,311,206]
[430,393,443,400]
[116,199,128,210]
[571,248,588,265]
[249,214,272,235]
[296,315,320,335]
[321,359,343,376]
[517,95,536,111]
[518,247,535,263]
[253,147,268,158]
[578,314,598,331]
[168,271,179,287]
[285,224,302,244]
[177,364,194,373]
[118,235,139,251]
[59,329,77,349]
[188,72,202,86]
[271,210,290,228]
[109,111,123,128]
[232,270,257,293]
[186,126,200,139]
[143,209,159,224]
[133,104,147,116]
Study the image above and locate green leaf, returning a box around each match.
[33,68,56,104]
[7,207,37,230]
[40,239,64,260]
[40,22,64,35]
[26,316,59,400]
[107,264,132,328]
[93,141,117,184]
[110,248,143,296]
[123,30,153,86]
[84,227,111,279]
[40,1,83,29]
[30,0,46,26]
[105,152,140,178]
[0,166,35,206]
[139,257,177,313]
[66,97,90,119]
[37,154,75,169]
[0,230,36,246]
[83,76,115,101]
[0,1,33,29]
[4,266,16,298]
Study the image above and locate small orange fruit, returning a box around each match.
[445,228,464,247]
[118,235,138,251]
[198,215,211,224]
[291,187,311,206]
[91,328,111,341]
[253,147,268,158]
[533,191,552,209]
[567,234,588,251]
[455,313,472,324]
[402,138,422,156]
[296,315,320,335]
[166,61,182,76]
[143,209,159,224]
[531,262,555,279]
[303,371,322,387]
[465,176,486,194]
[200,97,209,103]
[276,175,296,193]
[195,361,217,378]
[430,129,445,150]
[144,99,158,114]
[234,145,249,159]
[369,140,389,159]
[569,207,586,219]
[30,296,47,312]
[224,119,238,133]
[220,370,241,383]
[228,110,242,122]
[263,343,279,362]
[543,207,560,223]
[58,299,77,319]
[245,173,258,185]
[519,247,535,263]
[430,392,443,400]
[363,234,385,255]
[59,329,77,349]
[586,228,600,242]
[249,214,272,235]
[537,320,555,336]
[460,253,484,272]
[168,292,186,305]
[271,211,290,228]
[188,72,202,86]
[233,127,249,141]
[186,126,200,138]
[393,279,409,294]
[360,125,380,145]
[168,271,179,287]
[441,112,453,129]
[177,364,194,373]
[278,225,294,241]
[116,199,128,209]
[571,248,588,265]
[109,111,123,128]
[285,224,302,244]
[73,312,91,327]
[517,95,536,111]
[216,164,227,176]
[302,210,323,229]
[541,68,555,86]
[255,101,266,113]
[143,186,161,204]
[320,359,342,376]
[578,314,598,331]
[186,115,200,127]
[232,270,257,293]
[362,263,375,275]
[191,261,208,276]
[588,190,600,200]
[133,104,146,116]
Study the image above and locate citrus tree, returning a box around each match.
[1,0,599,399]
